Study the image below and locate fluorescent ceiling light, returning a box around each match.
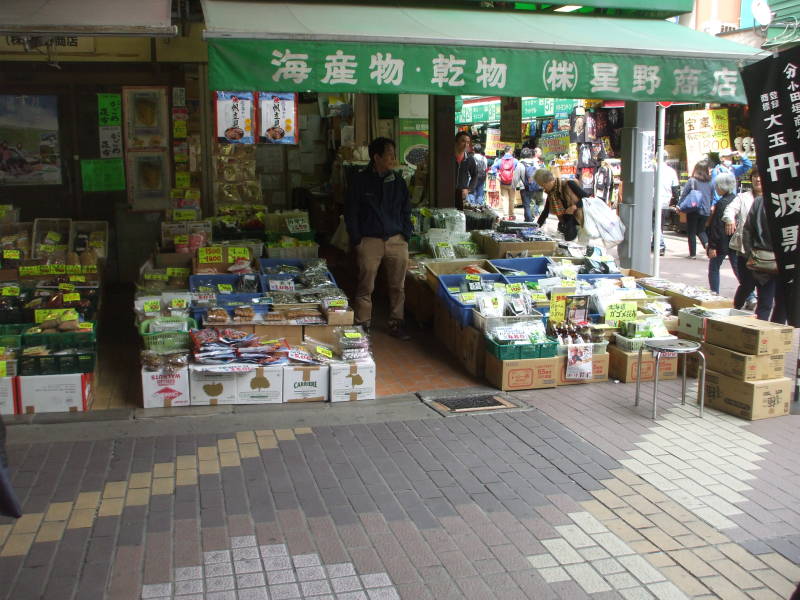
[554,5,583,12]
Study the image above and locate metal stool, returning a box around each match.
[634,339,706,419]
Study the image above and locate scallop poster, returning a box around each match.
[215,91,255,144]
[258,93,298,145]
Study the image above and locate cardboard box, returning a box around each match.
[254,324,303,345]
[324,308,354,326]
[556,353,610,385]
[702,370,792,420]
[236,365,284,404]
[482,238,558,259]
[330,358,376,402]
[677,308,752,341]
[608,345,678,383]
[485,355,557,391]
[433,301,456,352]
[705,316,794,356]
[19,373,91,414]
[283,364,329,402]
[405,272,435,323]
[141,367,190,409]
[665,291,733,311]
[189,366,238,405]
[701,343,785,382]
[303,325,339,346]
[423,259,498,292]
[454,325,485,378]
[0,377,17,415]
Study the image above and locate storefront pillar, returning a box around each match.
[618,102,656,273]
[430,95,455,208]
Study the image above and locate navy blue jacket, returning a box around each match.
[345,166,412,246]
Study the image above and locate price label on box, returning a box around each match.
[166,267,189,278]
[172,209,196,222]
[63,293,81,303]
[143,300,161,314]
[18,266,37,277]
[227,247,250,261]
[506,283,523,295]
[460,292,476,304]
[327,298,347,307]
[269,279,295,292]
[78,322,93,330]
[144,273,168,281]
[69,275,87,283]
[316,346,333,358]
[285,217,310,233]
[198,247,224,264]
[170,298,188,309]
[65,265,81,275]
[344,331,362,339]
[174,235,189,246]
[217,284,233,294]
[59,283,76,292]
[494,328,528,342]
[1,286,19,297]
[2,250,20,260]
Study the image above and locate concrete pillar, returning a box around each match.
[618,102,656,273]
[430,95,455,208]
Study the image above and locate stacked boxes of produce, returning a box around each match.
[0,217,105,414]
[701,317,794,420]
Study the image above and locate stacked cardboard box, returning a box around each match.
[701,317,793,420]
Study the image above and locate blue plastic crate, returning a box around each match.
[490,257,550,277]
[437,273,508,327]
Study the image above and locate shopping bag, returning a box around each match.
[678,190,703,213]
[330,215,350,253]
[581,196,626,246]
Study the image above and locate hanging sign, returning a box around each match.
[99,126,122,158]
[742,48,800,327]
[80,159,126,192]
[258,92,299,144]
[215,91,255,144]
[683,108,730,174]
[500,97,522,143]
[98,93,122,127]
[540,131,571,159]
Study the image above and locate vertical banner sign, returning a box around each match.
[500,97,522,144]
[742,50,800,328]
[683,108,730,175]
[97,93,122,158]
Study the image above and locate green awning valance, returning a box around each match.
[204,2,764,103]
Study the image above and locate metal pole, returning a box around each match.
[652,104,666,277]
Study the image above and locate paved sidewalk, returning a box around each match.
[2,365,800,600]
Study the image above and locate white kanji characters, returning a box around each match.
[791,92,800,103]
[772,189,800,217]
[369,53,404,86]
[543,59,578,93]
[673,66,701,96]
[793,102,800,114]
[781,225,798,252]
[764,113,784,129]
[475,57,507,89]
[788,81,800,92]
[321,50,358,85]
[271,49,312,84]
[761,92,771,112]
[431,54,466,87]
[712,68,738,97]
[769,131,787,149]
[590,63,620,93]
[784,63,798,79]
[632,65,661,95]
[767,152,800,182]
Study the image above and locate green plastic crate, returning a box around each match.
[537,339,559,358]
[22,328,96,351]
[486,337,557,360]
[0,323,33,336]
[18,351,95,375]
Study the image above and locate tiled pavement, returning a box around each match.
[2,373,800,599]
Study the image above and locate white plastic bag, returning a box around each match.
[331,215,350,253]
[581,196,626,246]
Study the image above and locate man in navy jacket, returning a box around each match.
[345,137,413,340]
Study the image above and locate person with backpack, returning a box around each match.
[491,145,519,219]
[515,147,543,222]
[468,144,488,205]
[674,159,713,259]
[454,132,477,210]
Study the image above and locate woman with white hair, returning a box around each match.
[705,171,738,294]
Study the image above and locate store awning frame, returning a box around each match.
[202,2,765,104]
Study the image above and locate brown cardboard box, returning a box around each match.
[302,325,338,346]
[405,272,435,323]
[705,316,794,355]
[255,324,303,345]
[454,325,484,378]
[485,355,557,391]
[324,308,355,326]
[481,237,558,259]
[434,301,456,352]
[664,291,733,311]
[677,308,752,341]
[702,370,791,420]
[555,354,610,385]
[608,345,678,383]
[701,343,785,382]
[424,259,498,292]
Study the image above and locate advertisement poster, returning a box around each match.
[397,118,428,166]
[0,95,61,186]
[539,131,571,160]
[216,91,255,144]
[500,97,522,143]
[126,150,171,212]
[683,108,730,174]
[122,87,169,150]
[484,128,502,158]
[566,343,593,380]
[258,92,298,144]
[742,48,800,327]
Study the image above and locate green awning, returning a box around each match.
[203,2,764,103]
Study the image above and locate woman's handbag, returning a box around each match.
[746,248,779,274]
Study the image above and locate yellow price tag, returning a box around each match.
[63,293,81,302]
[59,283,76,291]
[46,231,61,243]
[198,247,223,264]
[166,267,189,277]
[2,249,20,260]
[170,298,188,309]
[605,302,638,327]
[0,361,7,378]
[316,346,333,358]
[143,300,161,313]
[69,275,86,283]
[344,332,362,339]
[549,294,568,324]
[174,235,189,246]
[1,286,19,296]
[465,274,480,281]
[227,247,250,261]
[18,266,37,277]
[78,322,93,330]
[175,171,191,188]
[460,292,476,303]
[506,283,523,295]
[172,209,196,222]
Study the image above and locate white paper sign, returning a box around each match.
[285,217,310,233]
[99,126,122,158]
[269,279,295,292]
[565,343,593,380]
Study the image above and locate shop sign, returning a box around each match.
[456,97,581,124]
[683,108,730,174]
[539,131,571,159]
[1,36,95,54]
[210,39,749,103]
[742,48,800,327]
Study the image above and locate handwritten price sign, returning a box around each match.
[605,302,637,327]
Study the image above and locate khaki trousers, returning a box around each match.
[355,235,409,324]
[500,184,517,218]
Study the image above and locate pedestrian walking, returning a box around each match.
[722,169,758,310]
[516,147,543,222]
[345,137,413,340]
[468,144,487,205]
[705,172,738,294]
[491,145,519,220]
[675,159,713,259]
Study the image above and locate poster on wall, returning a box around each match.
[683,108,730,175]
[484,128,502,158]
[397,118,428,166]
[122,87,169,150]
[500,97,521,144]
[216,91,255,144]
[126,150,171,212]
[0,95,61,186]
[258,92,298,144]
[539,131,570,160]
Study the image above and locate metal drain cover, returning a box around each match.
[417,387,526,417]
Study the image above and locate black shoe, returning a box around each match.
[660,248,666,256]
[388,321,411,341]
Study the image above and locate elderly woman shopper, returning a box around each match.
[705,172,738,294]
[534,168,587,242]
[723,169,758,310]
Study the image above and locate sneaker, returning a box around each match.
[388,321,411,341]
[687,255,696,259]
